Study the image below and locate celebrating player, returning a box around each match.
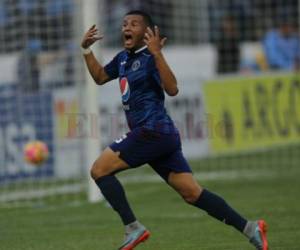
[81,10,268,250]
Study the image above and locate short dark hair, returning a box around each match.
[125,10,154,28]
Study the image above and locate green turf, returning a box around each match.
[1,145,300,250]
[1,171,300,249]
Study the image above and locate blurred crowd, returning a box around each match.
[105,0,300,74]
[0,0,74,52]
[0,0,75,91]
[211,0,300,73]
[0,0,299,92]
[215,11,300,73]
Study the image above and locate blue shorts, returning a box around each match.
[109,127,192,182]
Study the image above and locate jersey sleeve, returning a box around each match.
[104,54,119,80]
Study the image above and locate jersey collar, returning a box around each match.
[126,45,148,57]
[134,45,147,54]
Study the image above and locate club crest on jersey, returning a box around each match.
[131,60,141,71]
[119,77,130,102]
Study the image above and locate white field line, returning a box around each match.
[0,183,85,203]
[0,169,275,203]
[119,169,275,184]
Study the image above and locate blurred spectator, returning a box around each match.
[19,0,44,44]
[263,12,300,71]
[0,2,8,28]
[1,0,23,52]
[216,15,240,74]
[0,2,9,53]
[17,39,42,92]
[44,0,74,50]
[209,0,255,42]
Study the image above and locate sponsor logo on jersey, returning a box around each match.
[132,59,141,71]
[120,77,130,102]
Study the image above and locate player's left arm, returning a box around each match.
[144,26,178,96]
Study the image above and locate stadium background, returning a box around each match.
[0,0,300,249]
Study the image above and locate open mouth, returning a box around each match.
[124,34,133,46]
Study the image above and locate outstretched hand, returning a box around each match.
[144,26,167,56]
[81,25,103,49]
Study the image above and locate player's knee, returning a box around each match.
[90,160,107,180]
[90,161,99,180]
[181,187,202,204]
[182,193,199,204]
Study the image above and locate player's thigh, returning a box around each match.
[149,148,202,203]
[168,172,203,204]
[90,147,129,179]
[149,148,191,182]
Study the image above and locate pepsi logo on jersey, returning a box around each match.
[120,77,130,102]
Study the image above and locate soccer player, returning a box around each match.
[81,10,268,250]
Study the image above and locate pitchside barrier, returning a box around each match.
[54,71,300,166]
[203,73,300,155]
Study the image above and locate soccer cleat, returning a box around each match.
[119,228,150,250]
[249,220,268,250]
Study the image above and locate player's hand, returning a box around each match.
[144,26,167,56]
[81,25,103,49]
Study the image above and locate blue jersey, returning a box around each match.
[104,46,178,134]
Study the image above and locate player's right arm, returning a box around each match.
[81,25,110,85]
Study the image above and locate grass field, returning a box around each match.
[1,145,300,250]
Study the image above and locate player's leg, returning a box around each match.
[91,146,136,225]
[168,172,248,231]
[166,171,268,250]
[93,129,167,250]
[91,147,150,250]
[150,145,268,250]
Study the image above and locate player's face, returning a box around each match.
[122,15,147,50]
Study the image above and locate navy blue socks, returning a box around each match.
[194,189,247,232]
[95,175,136,225]
[95,177,247,233]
